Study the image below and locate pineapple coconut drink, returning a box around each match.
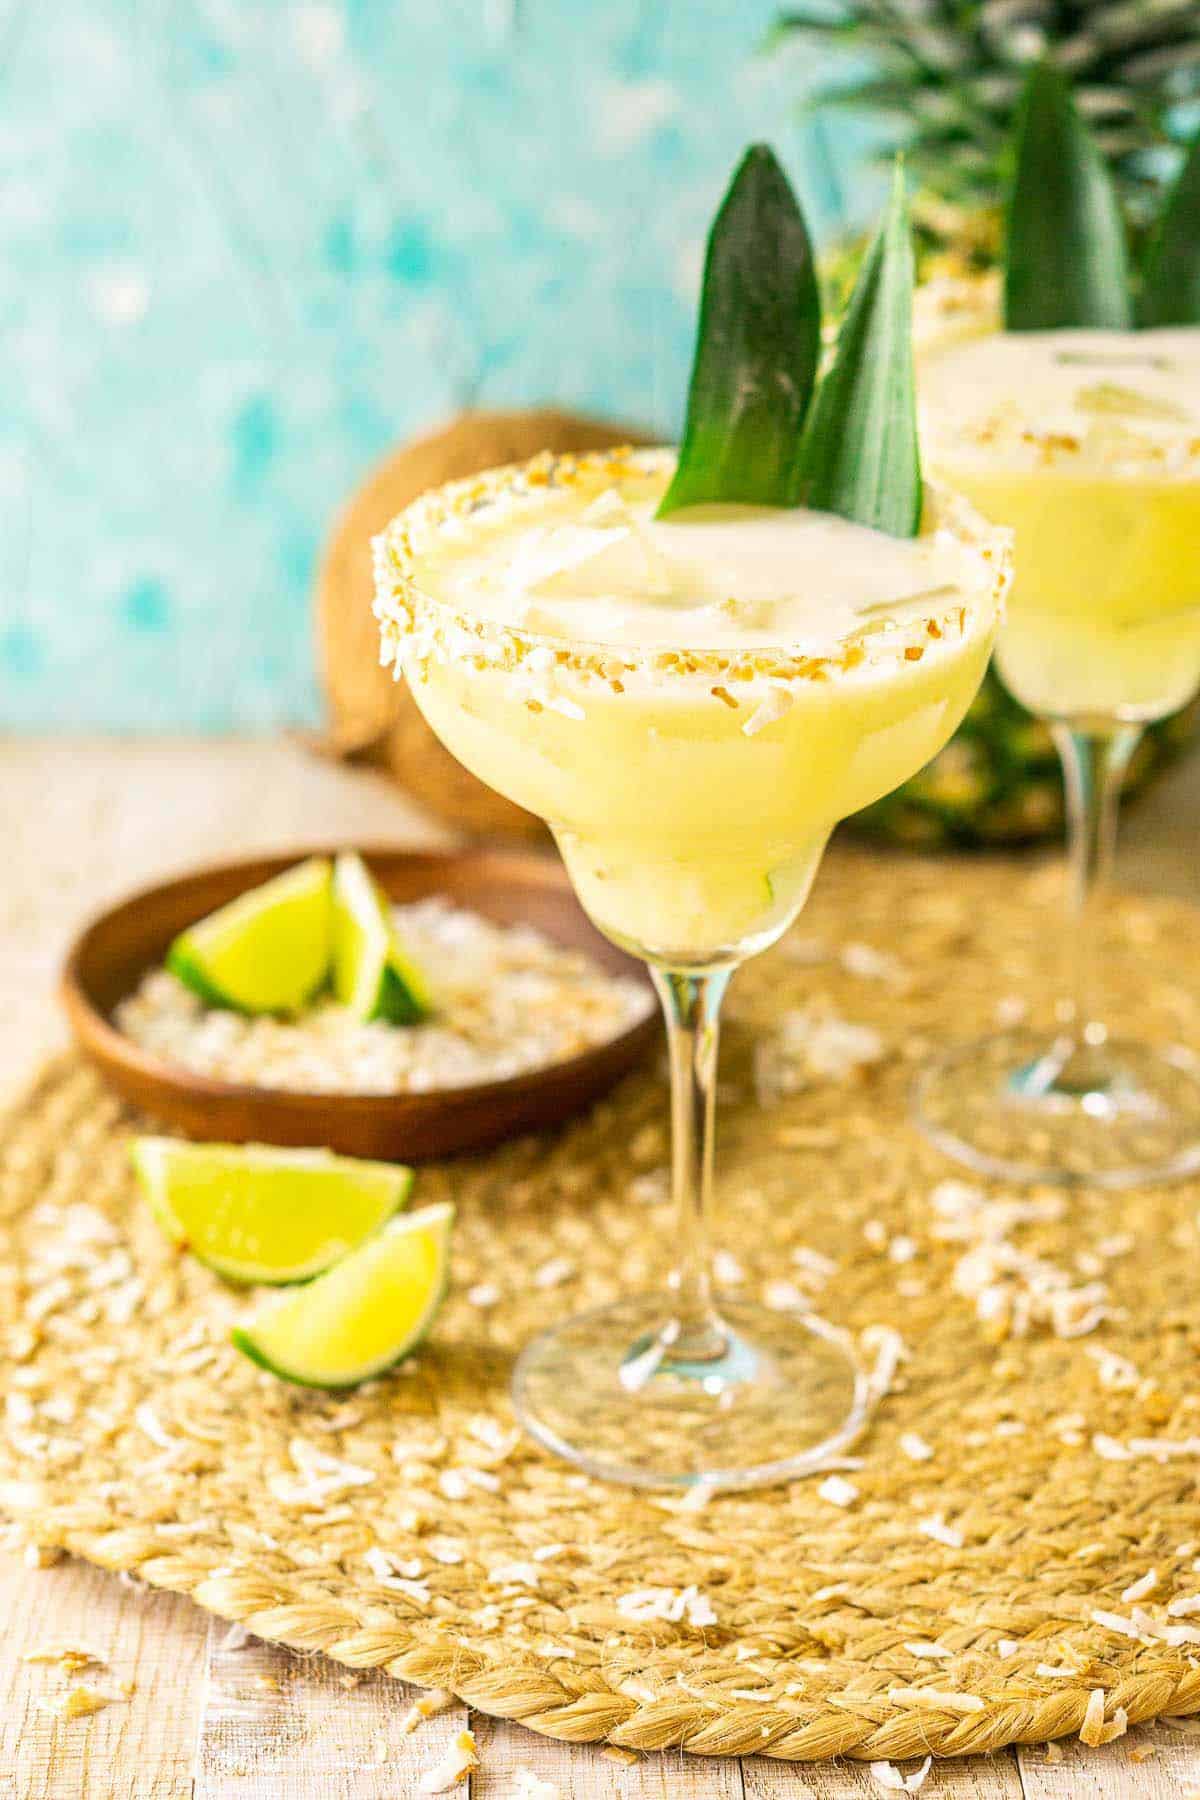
[375,152,1009,1489]
[914,64,1200,1186]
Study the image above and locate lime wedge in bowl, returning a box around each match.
[231,1202,454,1388]
[167,856,332,1014]
[331,850,431,1024]
[131,1137,412,1284]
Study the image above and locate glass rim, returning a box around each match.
[372,445,1012,676]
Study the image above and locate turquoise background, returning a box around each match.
[0,2,865,731]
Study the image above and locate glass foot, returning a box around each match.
[914,1029,1200,1187]
[511,1294,868,1490]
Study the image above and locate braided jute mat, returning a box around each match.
[4,849,1200,1764]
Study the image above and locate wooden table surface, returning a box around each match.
[3,735,1199,1800]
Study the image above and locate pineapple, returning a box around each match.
[774,0,1200,846]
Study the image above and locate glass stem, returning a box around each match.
[650,965,731,1364]
[1052,722,1140,1047]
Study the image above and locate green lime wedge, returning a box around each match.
[331,851,431,1024]
[131,1136,412,1284]
[167,857,332,1014]
[231,1201,454,1387]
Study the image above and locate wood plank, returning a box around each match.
[1015,1716,1200,1796]
[743,1748,1023,1795]
[470,1713,745,1795]
[0,1548,209,1800]
[192,1618,470,1799]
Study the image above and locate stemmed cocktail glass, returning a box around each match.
[914,327,1200,1186]
[373,448,1008,1487]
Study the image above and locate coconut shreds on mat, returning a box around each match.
[5,851,1200,1762]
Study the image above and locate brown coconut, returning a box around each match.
[316,408,651,840]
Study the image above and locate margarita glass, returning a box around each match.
[374,446,1007,1488]
[916,323,1200,1185]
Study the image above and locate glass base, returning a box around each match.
[914,1029,1200,1187]
[511,1293,868,1491]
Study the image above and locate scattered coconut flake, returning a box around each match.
[899,1432,934,1463]
[1036,1663,1080,1679]
[755,1004,885,1104]
[398,1690,456,1737]
[466,1283,500,1309]
[417,1728,478,1792]
[616,1585,716,1628]
[889,1236,917,1265]
[1091,1609,1140,1639]
[488,1561,542,1589]
[842,942,906,985]
[904,1641,953,1660]
[1079,1687,1128,1747]
[427,1538,466,1565]
[791,1244,837,1281]
[36,1686,121,1721]
[269,1439,375,1507]
[22,1644,106,1672]
[917,1513,963,1550]
[364,1548,428,1601]
[870,1757,933,1794]
[886,1686,984,1715]
[764,1279,807,1312]
[1122,1569,1158,1603]
[465,1414,520,1460]
[818,1475,858,1508]
[1095,1434,1200,1463]
[1169,1594,1200,1617]
[713,1249,745,1286]
[996,1640,1020,1659]
[514,1770,561,1800]
[23,1544,63,1569]
[1085,1345,1140,1390]
[532,1257,574,1290]
[863,1325,908,1400]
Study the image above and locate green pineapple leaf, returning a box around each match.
[795,160,922,537]
[1140,129,1200,328]
[1004,60,1133,332]
[657,144,821,517]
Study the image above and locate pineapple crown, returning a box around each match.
[772,0,1200,236]
[1004,59,1200,328]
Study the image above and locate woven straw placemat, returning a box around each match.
[3,850,1200,1763]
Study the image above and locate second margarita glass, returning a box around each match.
[915,324,1200,1187]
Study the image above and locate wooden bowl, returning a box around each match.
[61,848,658,1161]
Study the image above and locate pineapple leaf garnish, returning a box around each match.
[656,144,820,518]
[795,162,922,537]
[1140,130,1200,328]
[1004,61,1132,332]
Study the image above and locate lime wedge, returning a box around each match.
[231,1202,454,1387]
[167,857,332,1014]
[131,1137,412,1284]
[331,851,431,1024]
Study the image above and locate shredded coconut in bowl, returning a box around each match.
[115,897,653,1094]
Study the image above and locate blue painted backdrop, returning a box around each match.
[1,1,867,731]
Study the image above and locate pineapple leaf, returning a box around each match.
[1004,61,1133,331]
[1140,129,1200,327]
[657,144,821,517]
[795,161,922,537]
